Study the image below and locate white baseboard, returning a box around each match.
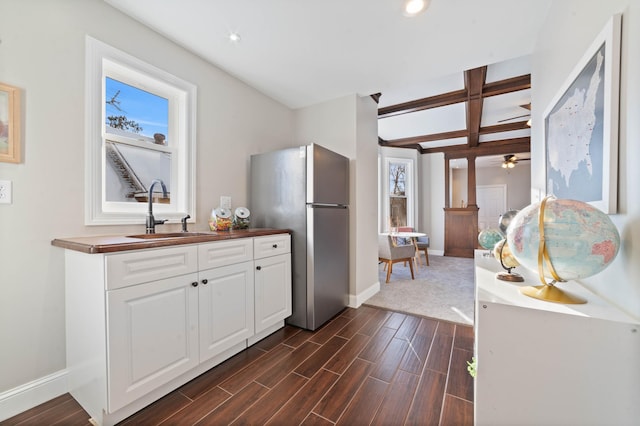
[0,370,68,422]
[429,249,444,256]
[348,280,380,308]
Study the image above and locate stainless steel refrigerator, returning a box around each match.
[250,144,349,330]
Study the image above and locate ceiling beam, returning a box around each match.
[377,73,530,119]
[464,67,487,147]
[480,120,530,134]
[482,74,531,98]
[377,89,468,119]
[379,120,530,147]
[379,129,468,147]
[420,137,530,157]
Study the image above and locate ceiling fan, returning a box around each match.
[501,154,530,168]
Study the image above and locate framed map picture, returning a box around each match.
[544,14,621,214]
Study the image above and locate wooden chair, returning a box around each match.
[378,234,415,283]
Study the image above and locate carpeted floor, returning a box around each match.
[364,254,475,325]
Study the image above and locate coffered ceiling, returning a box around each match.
[378,55,533,165]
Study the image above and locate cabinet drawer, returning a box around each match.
[198,238,253,270]
[254,234,291,259]
[106,246,198,290]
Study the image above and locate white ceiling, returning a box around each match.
[103,0,552,166]
[104,0,552,108]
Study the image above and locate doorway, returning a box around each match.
[477,184,507,231]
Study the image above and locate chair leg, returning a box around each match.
[412,239,422,267]
[408,258,415,280]
[385,260,392,283]
[422,248,429,266]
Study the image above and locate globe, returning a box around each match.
[498,210,519,234]
[493,238,520,269]
[506,198,620,281]
[478,228,503,250]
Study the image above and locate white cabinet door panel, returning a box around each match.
[106,273,199,412]
[199,261,254,362]
[255,254,292,333]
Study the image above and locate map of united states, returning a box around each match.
[547,50,603,188]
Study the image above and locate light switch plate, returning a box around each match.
[0,180,12,204]
[220,196,231,209]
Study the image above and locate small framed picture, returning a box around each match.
[0,82,21,163]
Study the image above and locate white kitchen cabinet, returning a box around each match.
[198,261,254,361]
[255,253,291,333]
[474,250,640,426]
[61,232,291,426]
[254,235,292,334]
[106,273,199,412]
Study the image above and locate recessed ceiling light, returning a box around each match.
[403,0,430,17]
[228,32,241,43]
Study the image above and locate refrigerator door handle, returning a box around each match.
[307,203,348,208]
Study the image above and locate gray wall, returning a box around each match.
[294,95,380,304]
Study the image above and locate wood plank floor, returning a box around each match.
[2,306,474,426]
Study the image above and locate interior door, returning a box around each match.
[477,184,507,231]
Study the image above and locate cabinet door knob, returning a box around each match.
[202,279,208,285]
[272,244,278,248]
[191,281,198,287]
[256,266,262,271]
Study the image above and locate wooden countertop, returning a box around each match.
[51,228,291,254]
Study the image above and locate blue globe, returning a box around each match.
[478,228,503,250]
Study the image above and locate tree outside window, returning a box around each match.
[389,162,407,227]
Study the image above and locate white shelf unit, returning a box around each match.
[474,250,640,426]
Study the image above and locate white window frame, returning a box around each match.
[85,36,196,225]
[382,157,415,231]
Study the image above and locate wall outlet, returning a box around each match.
[220,196,231,209]
[0,180,12,204]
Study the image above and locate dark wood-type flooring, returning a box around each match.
[2,306,474,425]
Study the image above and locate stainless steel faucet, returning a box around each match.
[146,179,168,234]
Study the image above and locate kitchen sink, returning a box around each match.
[127,232,213,239]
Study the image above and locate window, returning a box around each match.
[85,37,196,225]
[381,157,414,230]
[389,162,407,227]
